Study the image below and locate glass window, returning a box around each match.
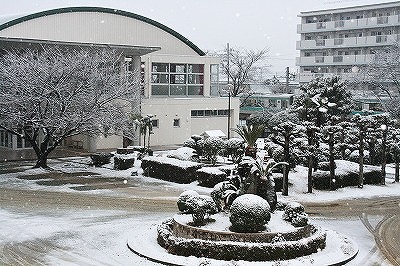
[151,74,169,84]
[170,64,186,73]
[152,119,159,128]
[188,64,204,73]
[173,119,180,127]
[170,85,186,95]
[188,74,204,84]
[151,85,169,95]
[188,86,204,95]
[152,63,169,73]
[170,74,186,84]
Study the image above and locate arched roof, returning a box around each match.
[0,6,205,56]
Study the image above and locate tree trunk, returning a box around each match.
[329,133,335,191]
[381,129,387,185]
[282,133,290,196]
[358,130,364,188]
[307,156,313,193]
[34,155,49,168]
[307,128,315,193]
[395,161,399,183]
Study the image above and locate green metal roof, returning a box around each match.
[0,6,205,56]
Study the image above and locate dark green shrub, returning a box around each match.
[141,156,203,183]
[177,190,199,212]
[90,153,113,166]
[230,194,271,233]
[196,167,227,188]
[282,202,308,227]
[114,156,135,170]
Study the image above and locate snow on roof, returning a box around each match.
[201,130,226,138]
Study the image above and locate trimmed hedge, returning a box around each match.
[157,218,326,261]
[141,156,203,183]
[90,153,113,166]
[114,156,135,170]
[313,160,381,190]
[196,167,227,188]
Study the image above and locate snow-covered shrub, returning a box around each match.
[183,138,196,149]
[196,167,227,188]
[141,156,203,183]
[202,136,225,165]
[185,195,218,226]
[282,202,308,227]
[348,150,370,164]
[291,212,309,227]
[177,190,199,213]
[224,138,245,163]
[210,181,238,211]
[183,135,204,157]
[229,194,271,233]
[113,155,135,170]
[312,160,381,190]
[90,152,113,166]
[167,147,197,161]
[275,201,288,211]
[317,161,335,171]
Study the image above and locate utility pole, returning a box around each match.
[285,66,290,93]
[227,43,231,139]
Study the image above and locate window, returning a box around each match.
[151,63,205,97]
[152,119,159,128]
[191,109,228,117]
[173,119,180,127]
[152,63,169,72]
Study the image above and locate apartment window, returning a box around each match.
[173,119,180,127]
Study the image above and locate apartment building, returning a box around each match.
[297,1,400,84]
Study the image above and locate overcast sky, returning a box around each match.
[0,0,392,76]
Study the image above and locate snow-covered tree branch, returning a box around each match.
[0,46,141,168]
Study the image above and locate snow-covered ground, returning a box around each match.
[0,153,398,265]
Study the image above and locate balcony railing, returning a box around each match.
[298,14,400,33]
[298,72,358,83]
[296,54,375,66]
[297,34,399,50]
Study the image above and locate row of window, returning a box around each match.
[0,130,32,149]
[151,119,180,128]
[191,109,229,117]
[151,63,205,96]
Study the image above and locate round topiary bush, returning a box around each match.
[229,194,271,233]
[282,201,309,227]
[177,190,199,213]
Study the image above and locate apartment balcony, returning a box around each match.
[298,72,359,83]
[297,34,399,50]
[296,54,375,66]
[297,14,400,33]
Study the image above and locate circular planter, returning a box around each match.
[157,216,327,261]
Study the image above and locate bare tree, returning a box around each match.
[217,46,269,98]
[0,46,141,168]
[356,41,400,117]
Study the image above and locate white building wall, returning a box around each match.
[141,97,240,146]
